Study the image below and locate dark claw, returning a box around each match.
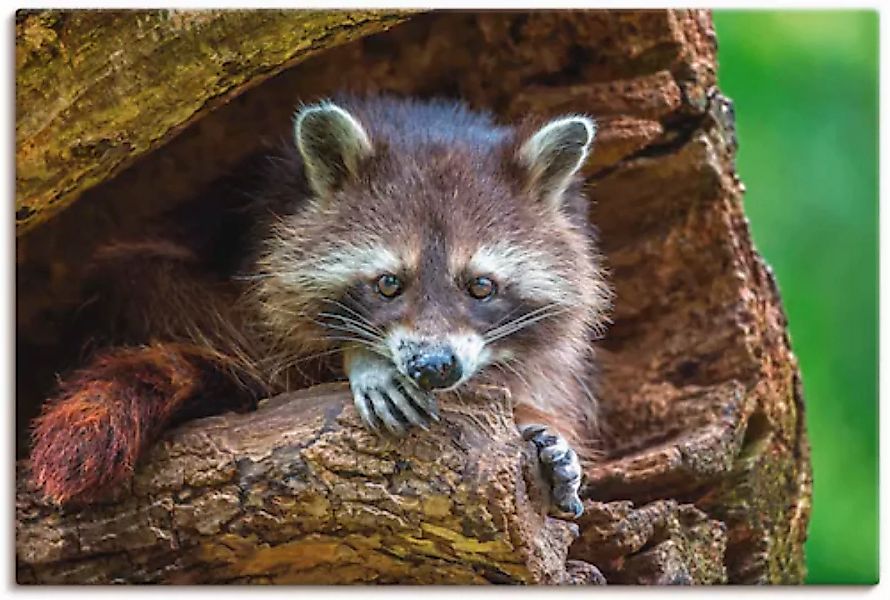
[384,385,429,431]
[398,380,439,422]
[369,389,407,436]
[354,393,381,434]
[555,496,584,519]
[520,423,584,520]
[521,424,548,441]
[351,369,438,437]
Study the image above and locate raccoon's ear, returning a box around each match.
[517,115,596,208]
[293,102,374,196]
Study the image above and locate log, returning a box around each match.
[16,384,597,585]
[15,9,812,584]
[15,9,413,233]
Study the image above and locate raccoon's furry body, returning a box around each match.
[30,95,611,516]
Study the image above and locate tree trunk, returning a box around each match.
[15,9,812,584]
[15,9,413,233]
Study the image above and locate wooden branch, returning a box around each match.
[15,9,415,233]
[16,383,596,585]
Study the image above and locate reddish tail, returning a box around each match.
[30,342,259,505]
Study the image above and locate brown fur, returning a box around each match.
[30,342,259,503]
[29,95,610,504]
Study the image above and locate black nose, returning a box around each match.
[406,349,462,391]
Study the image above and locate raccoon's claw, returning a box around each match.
[350,363,438,436]
[521,424,584,519]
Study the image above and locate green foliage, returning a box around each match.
[713,10,878,584]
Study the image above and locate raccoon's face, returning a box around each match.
[255,97,610,392]
[325,248,540,393]
[338,273,495,392]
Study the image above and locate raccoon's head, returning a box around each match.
[253,96,611,392]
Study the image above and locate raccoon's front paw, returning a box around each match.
[349,360,439,436]
[521,424,584,519]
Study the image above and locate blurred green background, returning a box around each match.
[713,11,878,584]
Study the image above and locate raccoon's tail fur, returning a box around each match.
[29,342,262,504]
[28,237,268,505]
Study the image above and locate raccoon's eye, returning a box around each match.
[376,274,403,299]
[467,276,497,301]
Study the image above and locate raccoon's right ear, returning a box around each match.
[293,102,374,196]
[516,115,597,209]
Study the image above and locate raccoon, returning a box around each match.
[29,95,612,518]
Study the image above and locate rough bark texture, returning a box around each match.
[17,384,596,584]
[16,9,811,584]
[15,9,412,233]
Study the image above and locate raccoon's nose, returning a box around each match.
[406,349,462,391]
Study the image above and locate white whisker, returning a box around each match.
[317,312,384,339]
[483,304,569,344]
[312,319,385,344]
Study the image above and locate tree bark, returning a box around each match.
[17,384,602,585]
[15,9,412,233]
[15,9,812,584]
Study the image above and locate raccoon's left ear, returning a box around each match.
[517,115,597,208]
[293,101,374,197]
